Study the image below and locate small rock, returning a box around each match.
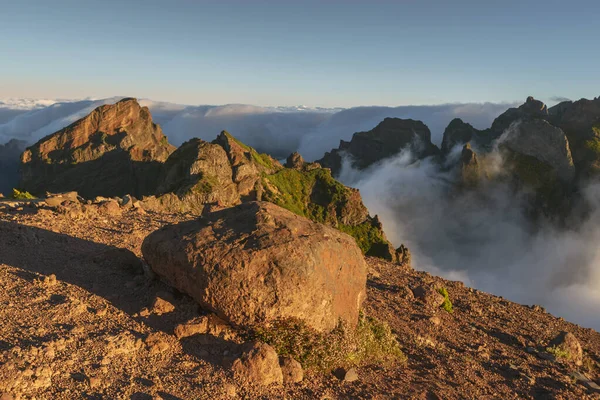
[279,356,303,383]
[0,394,14,400]
[412,286,445,308]
[232,342,283,386]
[223,383,237,397]
[429,316,441,326]
[334,367,359,382]
[150,297,175,315]
[88,376,101,389]
[43,274,57,287]
[145,333,170,355]
[98,200,122,216]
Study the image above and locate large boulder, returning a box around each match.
[20,98,175,198]
[318,117,440,176]
[142,201,368,332]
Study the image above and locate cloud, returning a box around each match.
[338,146,600,330]
[550,96,572,103]
[296,102,518,161]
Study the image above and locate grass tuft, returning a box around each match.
[244,312,406,372]
[12,189,36,200]
[438,287,454,313]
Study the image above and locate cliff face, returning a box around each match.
[20,98,175,198]
[318,118,440,176]
[0,139,27,195]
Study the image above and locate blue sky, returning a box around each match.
[0,0,598,107]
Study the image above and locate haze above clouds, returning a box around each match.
[0,97,516,160]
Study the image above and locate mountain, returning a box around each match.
[20,98,175,198]
[317,117,441,176]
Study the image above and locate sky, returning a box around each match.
[1,0,599,108]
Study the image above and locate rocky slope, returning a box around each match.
[0,199,599,399]
[20,98,175,198]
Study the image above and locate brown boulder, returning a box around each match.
[548,331,583,366]
[142,201,367,331]
[232,342,283,386]
[279,356,303,383]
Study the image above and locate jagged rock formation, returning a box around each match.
[20,98,175,198]
[490,96,549,137]
[549,96,600,177]
[441,119,489,154]
[0,139,27,195]
[142,202,368,332]
[318,118,440,176]
[459,143,483,188]
[499,119,575,183]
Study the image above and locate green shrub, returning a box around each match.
[546,345,570,360]
[245,312,406,372]
[12,189,35,200]
[437,287,454,313]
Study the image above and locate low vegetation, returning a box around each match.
[546,345,571,360]
[438,287,454,313]
[245,312,406,372]
[12,189,35,200]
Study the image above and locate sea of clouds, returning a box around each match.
[2,96,599,329]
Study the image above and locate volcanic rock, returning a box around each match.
[141,201,368,331]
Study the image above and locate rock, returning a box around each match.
[334,367,359,382]
[429,316,441,326]
[150,297,175,315]
[491,96,549,136]
[145,333,170,355]
[20,98,175,198]
[174,314,232,339]
[232,342,283,386]
[459,143,483,187]
[142,201,367,332]
[279,357,303,383]
[548,331,583,366]
[214,131,282,200]
[98,200,122,216]
[571,371,600,393]
[155,138,241,210]
[412,286,445,308]
[441,118,487,154]
[318,117,440,175]
[285,152,305,170]
[499,119,575,183]
[0,393,14,400]
[44,191,80,207]
[42,274,57,287]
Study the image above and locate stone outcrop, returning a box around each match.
[0,139,27,195]
[20,98,175,198]
[155,138,240,209]
[491,96,549,137]
[499,119,575,183]
[459,144,483,188]
[141,201,368,332]
[318,118,440,176]
[441,119,489,155]
[548,96,600,177]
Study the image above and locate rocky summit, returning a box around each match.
[318,117,440,175]
[20,98,175,198]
